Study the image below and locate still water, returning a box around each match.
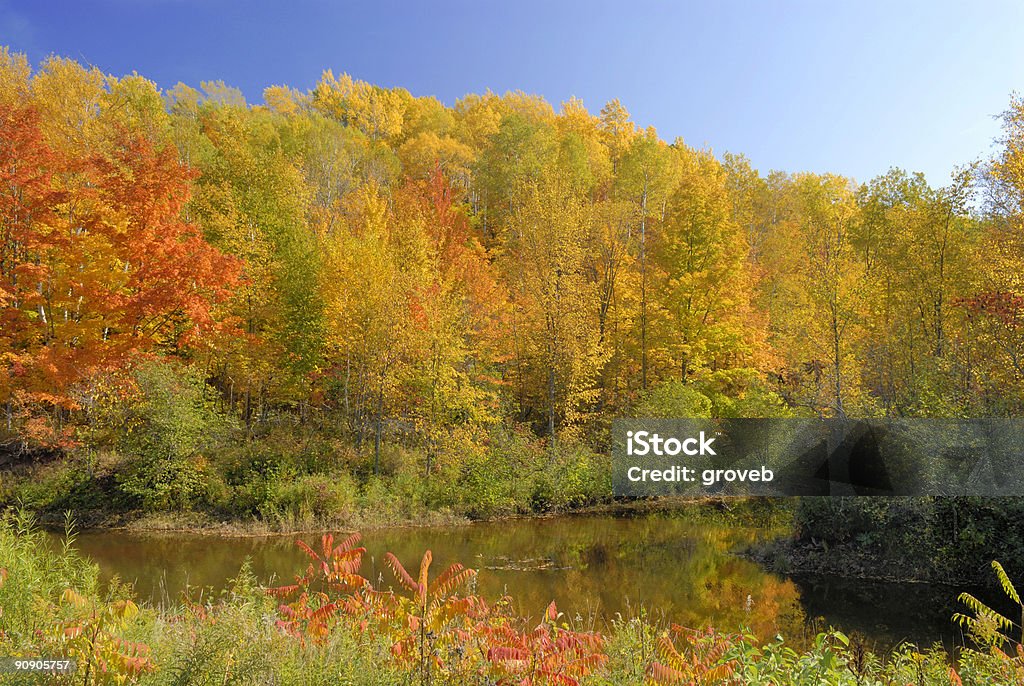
[62,512,969,652]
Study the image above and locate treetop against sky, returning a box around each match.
[1,0,1022,184]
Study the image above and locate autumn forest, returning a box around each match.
[1,45,1024,522]
[7,37,1024,684]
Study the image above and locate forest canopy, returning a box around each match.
[2,46,1024,479]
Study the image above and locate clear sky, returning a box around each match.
[2,0,1023,185]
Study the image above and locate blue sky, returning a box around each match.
[2,0,1023,185]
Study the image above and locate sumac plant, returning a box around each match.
[52,589,155,685]
[481,600,608,685]
[378,549,486,683]
[267,533,367,643]
[268,533,611,685]
[647,624,738,685]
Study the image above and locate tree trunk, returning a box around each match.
[640,187,649,390]
[832,304,845,418]
[548,365,556,452]
[374,381,384,475]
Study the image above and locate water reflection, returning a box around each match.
[52,512,964,649]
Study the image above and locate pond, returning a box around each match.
[59,511,971,652]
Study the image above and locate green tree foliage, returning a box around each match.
[117,361,232,510]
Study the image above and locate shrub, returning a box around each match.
[263,472,359,525]
[634,381,713,419]
[115,361,234,511]
[0,511,154,684]
[793,497,1024,583]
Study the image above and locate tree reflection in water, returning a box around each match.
[59,511,958,649]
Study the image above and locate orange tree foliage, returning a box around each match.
[0,102,238,446]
